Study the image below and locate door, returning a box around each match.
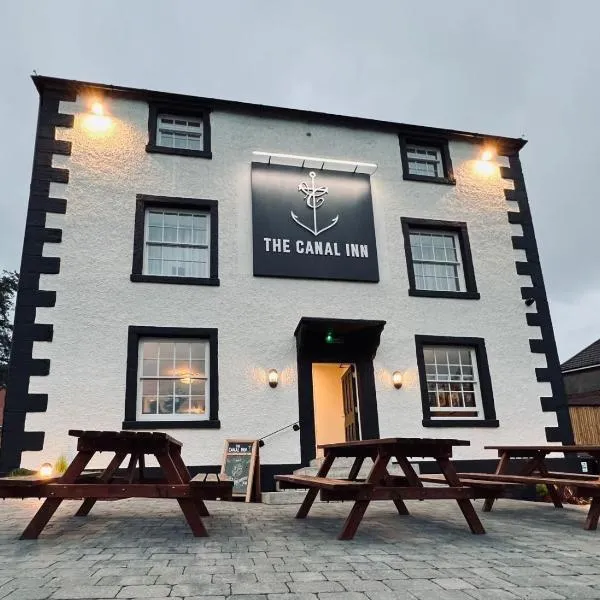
[342,365,360,441]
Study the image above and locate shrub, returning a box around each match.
[54,455,69,474]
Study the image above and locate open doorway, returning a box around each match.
[312,363,360,457]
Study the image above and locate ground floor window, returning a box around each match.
[124,326,220,429]
[415,335,498,427]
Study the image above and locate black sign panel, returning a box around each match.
[251,163,379,282]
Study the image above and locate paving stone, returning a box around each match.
[96,577,157,586]
[508,588,567,599]
[318,593,369,600]
[464,590,520,599]
[115,585,172,598]
[434,578,476,590]
[287,581,345,593]
[230,583,289,595]
[266,595,317,600]
[289,572,326,582]
[50,586,121,599]
[2,590,55,600]
[171,584,230,596]
[547,588,600,599]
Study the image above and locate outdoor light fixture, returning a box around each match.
[83,99,113,134]
[252,151,378,175]
[268,369,279,388]
[392,371,403,389]
[481,147,495,161]
[325,331,335,344]
[39,463,53,478]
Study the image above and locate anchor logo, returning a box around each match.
[291,171,339,236]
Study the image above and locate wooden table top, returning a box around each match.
[318,438,470,457]
[68,430,183,448]
[485,445,600,454]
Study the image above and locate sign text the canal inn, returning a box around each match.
[251,163,379,282]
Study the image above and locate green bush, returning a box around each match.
[8,468,36,477]
[536,483,548,498]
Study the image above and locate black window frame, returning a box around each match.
[131,194,219,286]
[401,217,479,300]
[146,102,212,159]
[399,135,455,185]
[123,326,220,430]
[415,334,498,428]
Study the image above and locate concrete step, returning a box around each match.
[305,458,421,477]
[262,489,319,505]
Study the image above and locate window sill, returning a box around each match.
[422,418,499,428]
[130,274,220,286]
[145,144,212,160]
[409,289,480,300]
[123,420,221,430]
[403,173,456,185]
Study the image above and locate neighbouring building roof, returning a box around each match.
[561,338,600,372]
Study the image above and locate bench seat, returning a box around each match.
[458,472,600,490]
[275,474,372,492]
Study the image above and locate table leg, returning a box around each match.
[347,456,365,481]
[390,455,422,516]
[75,451,127,517]
[531,454,563,509]
[584,497,600,531]
[483,451,510,512]
[338,452,391,540]
[437,456,485,535]
[170,449,210,517]
[296,452,335,519]
[156,452,208,537]
[21,451,94,539]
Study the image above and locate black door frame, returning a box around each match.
[294,317,385,466]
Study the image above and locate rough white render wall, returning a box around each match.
[22,94,557,469]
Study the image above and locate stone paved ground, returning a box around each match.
[0,498,599,599]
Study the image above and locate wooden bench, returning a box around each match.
[458,472,600,530]
[418,474,522,499]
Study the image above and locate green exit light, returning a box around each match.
[325,331,334,344]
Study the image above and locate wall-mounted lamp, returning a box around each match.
[39,462,53,478]
[91,101,104,116]
[481,147,495,161]
[83,99,113,134]
[268,368,279,388]
[524,298,536,307]
[392,371,403,389]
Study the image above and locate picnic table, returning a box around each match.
[0,430,232,539]
[458,444,600,531]
[276,437,485,540]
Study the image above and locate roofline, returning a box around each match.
[561,363,600,374]
[32,75,527,154]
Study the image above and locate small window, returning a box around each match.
[406,145,443,178]
[131,195,219,286]
[124,326,220,430]
[399,136,454,184]
[401,218,479,299]
[144,209,210,278]
[146,103,211,159]
[415,335,498,428]
[138,338,209,421]
[157,114,203,151]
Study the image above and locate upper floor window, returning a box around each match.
[399,136,454,184]
[415,335,498,428]
[157,115,203,151]
[146,103,212,159]
[131,195,219,286]
[401,217,479,299]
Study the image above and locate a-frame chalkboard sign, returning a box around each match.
[220,439,261,502]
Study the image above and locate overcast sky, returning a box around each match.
[0,0,598,362]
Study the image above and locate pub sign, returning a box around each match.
[251,163,379,282]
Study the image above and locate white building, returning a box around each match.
[0,76,573,488]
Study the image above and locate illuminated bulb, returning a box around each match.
[39,463,53,478]
[91,102,104,116]
[481,148,495,161]
[268,369,279,388]
[392,371,403,389]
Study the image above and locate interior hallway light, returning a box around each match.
[268,369,279,388]
[392,371,403,389]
